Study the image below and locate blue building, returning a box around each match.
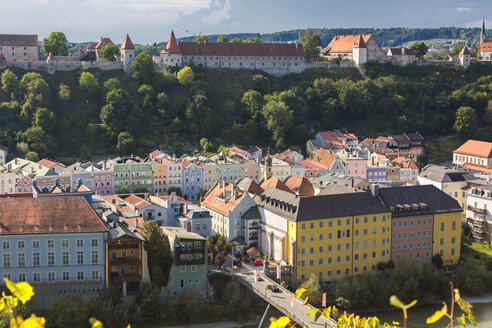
[176,204,212,238]
[181,162,203,201]
[367,167,388,182]
[0,197,108,308]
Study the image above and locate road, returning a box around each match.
[229,257,336,328]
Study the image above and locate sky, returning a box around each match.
[0,0,491,44]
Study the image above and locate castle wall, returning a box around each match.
[6,60,123,73]
[0,45,38,62]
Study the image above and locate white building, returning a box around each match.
[453,140,492,167]
[0,34,38,62]
[466,186,492,243]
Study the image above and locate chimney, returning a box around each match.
[371,184,379,198]
[350,179,354,188]
[15,158,18,164]
[136,219,139,228]
[222,179,226,198]
[112,198,116,204]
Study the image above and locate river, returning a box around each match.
[361,295,492,328]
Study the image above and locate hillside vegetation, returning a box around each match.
[0,55,491,161]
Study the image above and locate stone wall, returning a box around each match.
[6,60,123,74]
[0,45,38,62]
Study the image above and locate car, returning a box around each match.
[267,284,280,293]
[252,274,263,281]
[233,259,242,267]
[254,259,264,266]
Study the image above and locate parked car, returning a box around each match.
[267,284,280,293]
[254,259,264,266]
[252,274,263,281]
[233,259,242,267]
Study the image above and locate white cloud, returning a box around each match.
[464,19,492,28]
[455,7,472,12]
[201,0,231,25]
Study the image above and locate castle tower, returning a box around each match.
[154,31,183,69]
[46,52,56,74]
[0,52,6,69]
[459,46,472,67]
[120,34,136,74]
[353,35,367,66]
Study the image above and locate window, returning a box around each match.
[452,236,456,244]
[180,266,186,273]
[62,251,69,265]
[3,254,11,267]
[91,239,98,247]
[18,273,26,282]
[310,234,314,242]
[48,272,55,281]
[17,241,25,249]
[301,236,306,243]
[310,247,314,254]
[3,241,10,249]
[451,248,455,256]
[309,259,314,266]
[301,223,306,230]
[62,240,69,247]
[47,240,54,248]
[328,257,332,264]
[33,253,40,266]
[92,271,99,280]
[319,234,324,241]
[77,251,84,265]
[32,240,40,248]
[310,222,314,229]
[47,252,55,266]
[191,265,197,272]
[441,222,445,231]
[452,221,456,230]
[77,239,84,247]
[63,272,69,281]
[18,253,25,267]
[77,271,84,280]
[91,251,98,264]
[319,221,324,228]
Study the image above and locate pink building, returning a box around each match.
[16,176,33,193]
[243,161,260,182]
[345,158,367,179]
[93,170,113,195]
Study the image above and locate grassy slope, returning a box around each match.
[461,243,492,266]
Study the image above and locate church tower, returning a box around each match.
[353,35,367,66]
[458,46,471,67]
[481,17,486,47]
[46,52,56,74]
[120,34,136,74]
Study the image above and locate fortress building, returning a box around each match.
[321,34,386,65]
[0,34,39,62]
[152,31,306,76]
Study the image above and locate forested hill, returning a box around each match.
[0,59,491,163]
[176,27,488,47]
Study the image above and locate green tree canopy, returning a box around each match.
[244,37,260,43]
[241,90,265,119]
[42,32,68,56]
[449,44,464,54]
[194,35,209,42]
[300,28,320,62]
[131,52,156,84]
[1,69,19,99]
[103,78,121,92]
[25,151,39,162]
[261,99,293,141]
[230,37,242,43]
[410,41,429,59]
[99,43,120,61]
[177,66,195,85]
[217,35,229,43]
[34,107,56,133]
[78,72,100,98]
[250,74,270,93]
[116,131,135,155]
[453,106,478,139]
[141,220,173,287]
[58,83,70,101]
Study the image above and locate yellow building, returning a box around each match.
[152,163,168,194]
[257,188,391,282]
[433,212,461,265]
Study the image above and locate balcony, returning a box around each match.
[109,257,141,266]
[467,205,487,215]
[109,273,141,283]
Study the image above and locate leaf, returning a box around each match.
[389,295,417,310]
[468,312,477,326]
[456,314,466,327]
[10,316,24,328]
[295,287,308,299]
[426,303,447,324]
[23,315,46,328]
[5,279,34,304]
[307,308,317,317]
[302,296,310,306]
[269,316,290,328]
[89,318,103,328]
[456,297,473,315]
[322,307,331,320]
[314,310,322,322]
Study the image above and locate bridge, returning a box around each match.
[231,263,336,328]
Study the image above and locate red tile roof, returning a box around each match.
[459,46,471,55]
[162,40,304,57]
[0,34,38,47]
[313,148,337,169]
[284,175,314,196]
[455,140,492,158]
[321,35,373,54]
[201,183,247,216]
[95,37,113,50]
[0,52,6,61]
[87,42,98,50]
[121,34,135,50]
[0,197,107,235]
[164,31,180,54]
[46,53,55,61]
[300,158,327,170]
[403,159,419,169]
[388,48,416,56]
[480,40,492,52]
[260,177,294,194]
[37,158,58,169]
[354,35,367,49]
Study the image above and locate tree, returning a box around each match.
[217,145,230,156]
[453,106,478,139]
[103,78,121,92]
[483,100,492,124]
[132,283,161,324]
[194,35,209,42]
[58,83,70,101]
[138,84,154,110]
[300,274,323,307]
[116,131,135,155]
[177,66,195,86]
[244,37,260,43]
[1,69,19,99]
[250,74,270,93]
[117,185,129,194]
[85,287,127,328]
[262,99,293,141]
[78,71,100,98]
[25,151,39,162]
[241,90,265,119]
[46,293,88,328]
[205,235,232,268]
[42,32,68,56]
[131,52,156,84]
[167,186,182,197]
[100,43,120,61]
[217,35,228,43]
[230,37,242,43]
[300,28,319,62]
[141,220,173,287]
[34,107,56,133]
[200,137,214,153]
[410,41,428,59]
[431,253,443,269]
[449,44,464,54]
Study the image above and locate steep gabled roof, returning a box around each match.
[37,158,58,169]
[46,53,55,61]
[121,34,135,50]
[480,40,492,52]
[237,178,264,196]
[95,37,113,50]
[201,182,248,216]
[284,175,314,197]
[0,34,38,47]
[260,177,294,194]
[459,46,471,55]
[313,148,338,169]
[163,31,180,54]
[354,35,366,48]
[321,35,373,54]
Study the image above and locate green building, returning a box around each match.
[162,227,208,291]
[208,153,244,183]
[113,159,153,193]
